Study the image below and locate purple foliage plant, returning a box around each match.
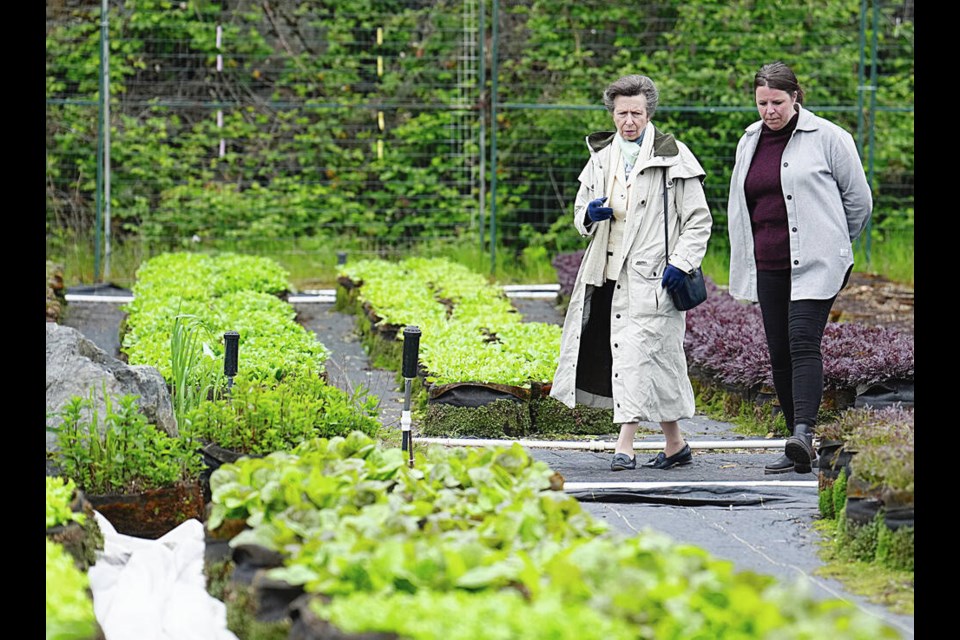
[552,250,914,393]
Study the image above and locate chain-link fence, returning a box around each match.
[46,0,913,284]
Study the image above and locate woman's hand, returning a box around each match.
[586,197,614,222]
[661,264,687,292]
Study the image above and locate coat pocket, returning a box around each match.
[627,256,664,317]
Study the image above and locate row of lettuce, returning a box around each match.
[204,431,899,638]
[46,428,907,639]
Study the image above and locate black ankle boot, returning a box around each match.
[785,423,815,470]
[764,453,795,474]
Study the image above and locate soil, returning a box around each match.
[829,272,914,336]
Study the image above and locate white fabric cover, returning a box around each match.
[87,512,239,640]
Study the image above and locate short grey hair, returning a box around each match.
[602,74,659,118]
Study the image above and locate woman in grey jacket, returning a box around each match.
[550,74,712,471]
[727,62,872,474]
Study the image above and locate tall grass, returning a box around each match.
[170,312,223,429]
[854,229,914,287]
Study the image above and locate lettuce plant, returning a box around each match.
[46,476,85,530]
[340,257,562,386]
[209,432,901,639]
[46,539,97,640]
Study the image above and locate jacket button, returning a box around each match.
[786,195,792,200]
[615,313,621,319]
[613,343,619,348]
[793,260,799,265]
[614,373,618,378]
[783,162,789,167]
[639,171,644,176]
[792,227,797,232]
[616,284,621,289]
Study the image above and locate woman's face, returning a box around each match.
[612,95,649,141]
[755,85,797,131]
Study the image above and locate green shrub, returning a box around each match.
[876,523,914,572]
[845,408,914,494]
[837,510,880,563]
[185,375,381,455]
[832,467,849,521]
[48,387,204,495]
[818,487,835,520]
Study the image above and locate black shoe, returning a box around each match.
[785,424,815,469]
[610,453,636,471]
[641,443,692,469]
[764,453,795,475]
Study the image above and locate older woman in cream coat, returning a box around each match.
[550,74,712,471]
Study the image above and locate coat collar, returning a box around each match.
[585,122,680,158]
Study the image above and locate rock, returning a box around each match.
[46,323,178,454]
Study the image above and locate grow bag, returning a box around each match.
[844,476,915,530]
[428,381,529,407]
[87,480,205,539]
[200,443,264,503]
[289,593,396,640]
[817,441,856,481]
[844,497,915,530]
[227,543,304,624]
[854,379,914,409]
[46,488,103,570]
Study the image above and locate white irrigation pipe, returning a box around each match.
[504,291,561,299]
[501,283,560,292]
[415,437,787,451]
[65,294,134,303]
[67,283,559,305]
[564,480,817,490]
[288,293,336,303]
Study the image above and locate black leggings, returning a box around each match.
[755,269,846,430]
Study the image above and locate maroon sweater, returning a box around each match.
[744,113,798,270]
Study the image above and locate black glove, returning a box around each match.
[662,264,687,292]
[586,197,613,222]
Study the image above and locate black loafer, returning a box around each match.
[641,443,692,469]
[610,453,637,471]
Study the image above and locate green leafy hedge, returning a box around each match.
[46,1,913,261]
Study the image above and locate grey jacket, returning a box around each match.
[550,122,712,423]
[727,105,873,302]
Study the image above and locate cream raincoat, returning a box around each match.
[549,122,712,424]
